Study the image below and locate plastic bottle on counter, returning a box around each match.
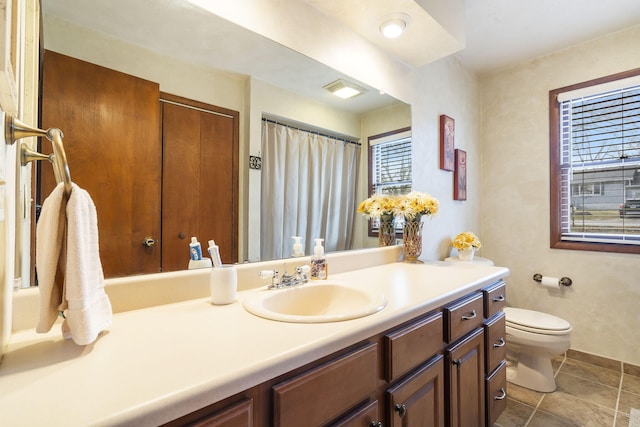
[189,237,203,260]
[292,236,305,257]
[310,238,327,280]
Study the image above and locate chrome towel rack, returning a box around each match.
[5,114,72,197]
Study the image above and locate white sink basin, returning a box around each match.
[242,282,387,323]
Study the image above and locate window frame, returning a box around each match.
[549,68,640,254]
[367,126,411,238]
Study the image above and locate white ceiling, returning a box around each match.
[457,0,640,73]
[42,0,640,112]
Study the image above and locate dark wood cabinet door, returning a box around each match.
[41,50,162,278]
[386,355,445,427]
[446,328,485,427]
[161,94,238,272]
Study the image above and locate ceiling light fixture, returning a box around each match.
[324,79,368,99]
[380,18,406,39]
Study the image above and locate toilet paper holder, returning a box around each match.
[533,273,572,287]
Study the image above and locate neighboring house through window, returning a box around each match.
[550,68,640,254]
[367,127,412,236]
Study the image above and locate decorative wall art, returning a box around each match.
[454,149,467,201]
[439,114,455,171]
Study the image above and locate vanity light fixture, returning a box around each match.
[324,79,368,99]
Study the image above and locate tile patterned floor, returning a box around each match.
[495,350,640,427]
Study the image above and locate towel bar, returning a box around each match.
[5,114,72,197]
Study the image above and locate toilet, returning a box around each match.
[504,307,572,392]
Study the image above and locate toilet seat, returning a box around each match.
[505,307,572,336]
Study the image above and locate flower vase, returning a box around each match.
[402,220,424,263]
[378,217,396,247]
[458,247,475,261]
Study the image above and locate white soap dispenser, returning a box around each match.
[310,238,327,280]
[292,236,305,257]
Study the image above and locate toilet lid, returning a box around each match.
[504,307,571,333]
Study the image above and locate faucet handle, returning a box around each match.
[258,270,276,279]
[296,265,310,274]
[296,265,311,283]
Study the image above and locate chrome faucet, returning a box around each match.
[259,264,310,289]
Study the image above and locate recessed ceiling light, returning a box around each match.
[323,79,368,99]
[380,18,406,39]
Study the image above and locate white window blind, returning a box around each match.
[371,134,412,196]
[559,83,640,245]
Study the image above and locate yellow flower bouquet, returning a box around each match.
[393,191,439,221]
[358,192,439,222]
[357,194,397,220]
[452,231,482,250]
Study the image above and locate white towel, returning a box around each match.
[36,182,112,345]
[35,183,66,333]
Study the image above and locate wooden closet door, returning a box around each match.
[41,51,162,278]
[161,94,238,272]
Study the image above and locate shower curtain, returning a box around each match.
[261,119,360,260]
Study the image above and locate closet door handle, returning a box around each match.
[493,338,506,348]
[461,310,477,321]
[142,237,156,247]
[492,295,505,302]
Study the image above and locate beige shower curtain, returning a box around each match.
[261,119,360,260]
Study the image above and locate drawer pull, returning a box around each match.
[494,387,507,400]
[394,403,407,417]
[461,310,477,321]
[492,295,505,302]
[493,338,506,348]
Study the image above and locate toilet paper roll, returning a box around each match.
[540,276,560,289]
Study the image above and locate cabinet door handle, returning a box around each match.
[493,338,506,348]
[369,422,383,427]
[492,295,505,302]
[494,387,507,400]
[461,310,477,320]
[394,403,407,417]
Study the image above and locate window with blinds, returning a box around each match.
[367,128,412,236]
[550,69,640,253]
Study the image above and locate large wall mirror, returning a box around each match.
[32,0,411,283]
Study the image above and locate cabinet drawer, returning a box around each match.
[384,311,443,382]
[484,312,506,375]
[483,281,506,319]
[329,400,379,427]
[486,361,507,427]
[190,398,253,427]
[273,343,377,427]
[444,292,484,343]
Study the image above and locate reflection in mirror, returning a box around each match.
[35,0,410,282]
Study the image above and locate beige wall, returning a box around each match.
[409,57,482,261]
[480,24,640,365]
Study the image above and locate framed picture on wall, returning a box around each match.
[439,114,455,171]
[454,149,467,200]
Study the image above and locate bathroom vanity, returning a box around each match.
[0,251,508,426]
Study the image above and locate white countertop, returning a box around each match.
[0,260,508,426]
